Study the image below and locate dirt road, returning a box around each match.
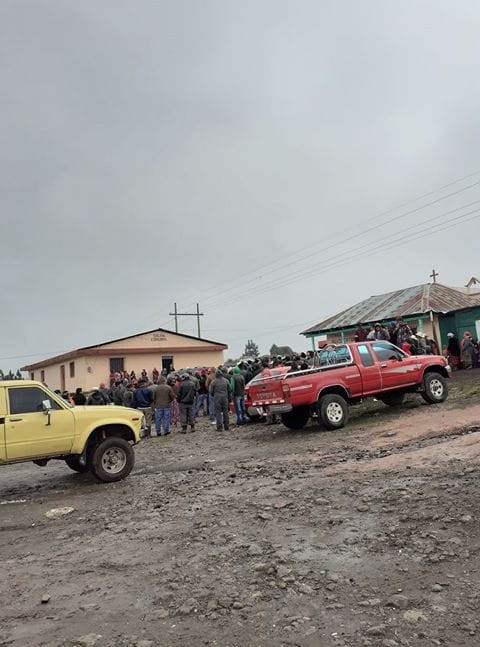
[1,386,480,647]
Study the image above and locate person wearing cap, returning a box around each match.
[372,323,390,341]
[176,373,197,433]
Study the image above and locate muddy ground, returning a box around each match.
[1,371,480,647]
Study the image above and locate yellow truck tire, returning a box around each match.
[89,437,135,483]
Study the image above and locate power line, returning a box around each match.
[177,175,480,311]
[207,198,480,305]
[207,205,480,309]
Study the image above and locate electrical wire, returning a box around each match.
[207,206,480,309]
[175,176,480,312]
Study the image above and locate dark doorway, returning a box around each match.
[109,358,125,373]
[60,365,66,391]
[161,355,173,372]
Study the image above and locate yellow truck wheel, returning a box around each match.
[65,456,89,473]
[89,437,135,482]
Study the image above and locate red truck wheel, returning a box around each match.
[421,372,448,404]
[318,394,349,430]
[281,406,310,430]
[379,392,405,407]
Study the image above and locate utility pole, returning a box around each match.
[169,303,204,338]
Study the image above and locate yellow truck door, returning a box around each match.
[5,385,75,460]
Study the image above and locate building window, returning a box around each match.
[41,370,45,383]
[69,362,75,378]
[30,372,34,381]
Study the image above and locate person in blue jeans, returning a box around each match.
[195,370,209,417]
[152,376,175,436]
[230,366,246,425]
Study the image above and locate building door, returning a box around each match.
[161,355,173,372]
[60,365,66,391]
[109,358,125,373]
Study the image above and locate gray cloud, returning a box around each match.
[1,0,480,369]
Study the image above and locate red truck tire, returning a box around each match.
[421,372,448,404]
[281,406,310,430]
[318,394,349,430]
[379,392,405,407]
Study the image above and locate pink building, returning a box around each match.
[21,328,227,392]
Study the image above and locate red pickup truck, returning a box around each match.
[245,341,451,430]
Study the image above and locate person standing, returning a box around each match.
[210,369,232,431]
[372,323,390,341]
[230,366,246,426]
[153,376,175,436]
[395,319,413,347]
[461,332,474,369]
[354,323,369,342]
[98,382,112,404]
[122,383,135,407]
[206,367,216,422]
[177,374,196,433]
[87,387,108,405]
[446,332,461,370]
[133,380,154,437]
[72,387,86,405]
[195,370,209,418]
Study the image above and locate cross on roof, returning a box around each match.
[430,269,439,283]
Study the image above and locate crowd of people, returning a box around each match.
[353,319,439,355]
[61,366,252,435]
[55,322,478,435]
[445,330,480,369]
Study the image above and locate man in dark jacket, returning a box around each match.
[230,367,246,425]
[177,374,196,433]
[87,388,108,405]
[153,376,175,436]
[112,381,126,406]
[133,380,153,437]
[195,370,208,418]
[122,383,135,408]
[72,387,86,405]
[210,369,232,431]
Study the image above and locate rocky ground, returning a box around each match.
[1,371,480,647]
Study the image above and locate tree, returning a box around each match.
[270,344,294,356]
[243,339,259,358]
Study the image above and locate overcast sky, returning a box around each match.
[1,0,480,370]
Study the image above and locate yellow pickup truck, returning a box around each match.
[0,380,144,482]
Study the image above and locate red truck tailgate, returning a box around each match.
[247,369,289,405]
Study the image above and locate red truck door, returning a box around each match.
[370,342,421,391]
[355,344,382,394]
